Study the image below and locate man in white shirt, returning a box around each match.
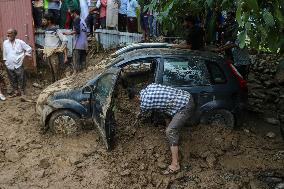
[2,29,32,97]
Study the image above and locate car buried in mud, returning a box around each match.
[36,48,248,150]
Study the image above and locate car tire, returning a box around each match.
[200,109,235,129]
[48,110,82,135]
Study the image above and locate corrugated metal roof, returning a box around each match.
[95,29,143,49]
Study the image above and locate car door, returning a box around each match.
[92,67,121,150]
[159,56,214,111]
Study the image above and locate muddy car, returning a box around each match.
[36,48,248,149]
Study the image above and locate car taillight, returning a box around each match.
[226,60,247,90]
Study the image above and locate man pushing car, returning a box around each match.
[136,83,196,175]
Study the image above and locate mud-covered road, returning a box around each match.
[0,54,283,189]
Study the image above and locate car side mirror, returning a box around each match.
[82,85,94,94]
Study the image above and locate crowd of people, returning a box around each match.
[32,0,158,39]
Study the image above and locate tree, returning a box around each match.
[147,0,284,53]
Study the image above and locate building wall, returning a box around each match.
[0,0,36,70]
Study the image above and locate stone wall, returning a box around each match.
[248,53,284,124]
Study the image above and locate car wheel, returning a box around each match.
[201,109,235,129]
[48,110,82,135]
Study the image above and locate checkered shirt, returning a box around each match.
[140,83,191,116]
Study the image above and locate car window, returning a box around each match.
[122,59,155,74]
[163,57,211,86]
[95,73,117,105]
[206,61,227,84]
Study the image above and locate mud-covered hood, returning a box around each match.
[36,69,103,113]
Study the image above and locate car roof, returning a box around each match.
[115,47,224,62]
[110,43,172,57]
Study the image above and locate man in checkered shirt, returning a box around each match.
[138,83,195,175]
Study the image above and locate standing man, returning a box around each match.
[48,0,61,25]
[64,9,88,73]
[174,15,205,50]
[2,29,32,97]
[32,0,44,28]
[60,0,80,29]
[137,83,195,175]
[86,0,99,35]
[43,13,68,82]
[118,0,127,32]
[214,11,251,80]
[140,0,150,41]
[96,0,107,29]
[127,0,139,33]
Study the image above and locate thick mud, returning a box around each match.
[0,53,283,189]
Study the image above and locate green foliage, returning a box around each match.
[148,0,284,53]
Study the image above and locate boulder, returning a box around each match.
[275,59,284,84]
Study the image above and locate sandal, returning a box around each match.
[162,166,180,175]
[8,93,17,98]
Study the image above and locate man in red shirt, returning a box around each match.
[96,0,107,29]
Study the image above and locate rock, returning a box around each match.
[265,118,280,125]
[0,151,5,162]
[266,132,276,138]
[275,182,284,189]
[244,129,250,133]
[29,143,43,149]
[225,182,240,189]
[32,82,42,89]
[206,153,216,168]
[275,59,284,84]
[68,154,83,165]
[249,180,266,189]
[120,169,131,176]
[279,115,284,122]
[157,161,168,169]
[31,170,45,179]
[5,149,20,162]
[139,163,146,171]
[265,176,283,184]
[39,158,50,169]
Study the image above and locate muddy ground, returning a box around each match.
[0,53,283,189]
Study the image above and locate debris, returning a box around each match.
[244,129,250,133]
[249,180,265,189]
[265,118,280,125]
[275,183,284,189]
[120,169,131,176]
[266,132,276,138]
[225,182,240,189]
[157,161,168,169]
[5,149,20,162]
[32,82,42,89]
[206,153,216,168]
[19,97,34,103]
[39,158,50,169]
[29,143,43,149]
